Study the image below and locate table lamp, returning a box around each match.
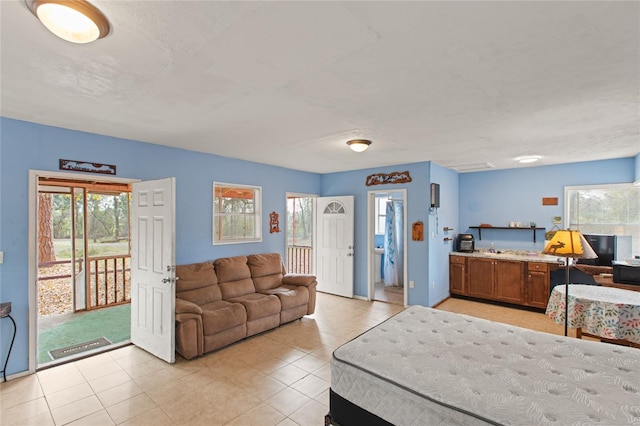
[542,229,597,336]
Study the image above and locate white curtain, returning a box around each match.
[383,201,404,287]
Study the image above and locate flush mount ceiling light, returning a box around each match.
[515,155,542,164]
[347,139,372,153]
[26,0,111,43]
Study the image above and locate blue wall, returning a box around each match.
[322,162,431,306]
[635,153,640,184]
[459,158,636,251]
[1,116,637,378]
[0,117,321,377]
[428,164,459,306]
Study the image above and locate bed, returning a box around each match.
[326,306,640,425]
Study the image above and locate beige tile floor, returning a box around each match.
[373,281,404,305]
[0,293,582,426]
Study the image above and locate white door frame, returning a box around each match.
[367,189,408,307]
[28,170,138,374]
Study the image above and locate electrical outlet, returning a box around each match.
[0,251,3,264]
[409,280,415,288]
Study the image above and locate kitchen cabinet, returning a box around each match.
[449,255,467,295]
[467,257,495,299]
[466,257,523,303]
[493,260,524,304]
[450,254,554,309]
[525,262,552,308]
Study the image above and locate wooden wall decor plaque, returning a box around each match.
[412,221,424,241]
[542,197,558,206]
[366,171,412,186]
[59,159,116,175]
[269,211,280,233]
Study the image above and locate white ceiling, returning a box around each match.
[1,1,639,174]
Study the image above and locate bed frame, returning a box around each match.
[325,389,391,426]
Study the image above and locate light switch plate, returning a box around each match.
[0,251,3,264]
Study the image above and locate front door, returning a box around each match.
[131,178,176,363]
[315,196,354,298]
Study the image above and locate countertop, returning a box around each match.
[450,250,563,264]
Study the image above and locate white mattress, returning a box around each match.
[331,306,640,425]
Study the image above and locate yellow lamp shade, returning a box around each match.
[542,229,598,259]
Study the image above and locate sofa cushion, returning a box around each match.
[227,293,281,321]
[248,253,284,291]
[201,300,247,335]
[214,256,257,298]
[214,255,251,282]
[260,286,309,310]
[176,262,222,305]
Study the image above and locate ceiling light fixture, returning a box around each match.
[347,139,372,153]
[515,155,542,164]
[26,0,111,44]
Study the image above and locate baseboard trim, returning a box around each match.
[3,369,32,382]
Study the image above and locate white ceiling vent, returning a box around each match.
[449,162,496,172]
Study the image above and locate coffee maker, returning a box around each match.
[456,234,475,252]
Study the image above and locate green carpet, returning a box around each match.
[38,304,131,364]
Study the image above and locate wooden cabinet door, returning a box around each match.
[467,258,494,299]
[526,271,550,308]
[494,260,524,304]
[525,262,551,308]
[449,260,467,295]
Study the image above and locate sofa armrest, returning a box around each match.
[175,311,204,359]
[283,274,316,287]
[176,298,203,315]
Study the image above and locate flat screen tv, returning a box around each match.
[577,234,632,267]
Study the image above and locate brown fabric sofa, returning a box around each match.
[175,253,317,359]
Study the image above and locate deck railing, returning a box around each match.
[287,245,312,274]
[38,254,131,312]
[87,255,131,309]
[38,259,82,281]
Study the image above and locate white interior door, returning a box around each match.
[315,196,354,298]
[131,178,176,363]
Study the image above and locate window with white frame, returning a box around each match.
[213,182,262,244]
[375,196,387,235]
[565,183,639,255]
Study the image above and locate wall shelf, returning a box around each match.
[469,226,546,243]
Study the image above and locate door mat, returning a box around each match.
[48,337,112,360]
